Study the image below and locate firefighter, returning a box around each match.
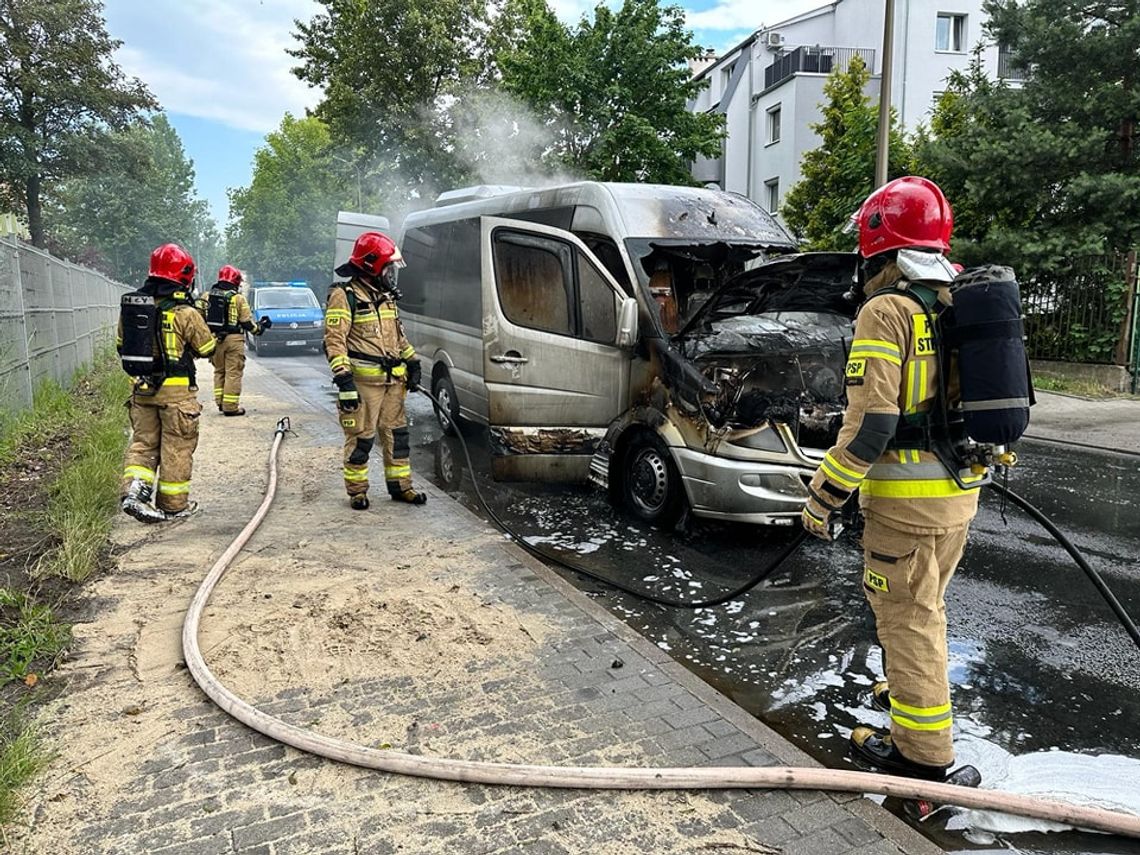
[118,244,218,523]
[324,232,426,510]
[801,177,982,781]
[205,264,271,416]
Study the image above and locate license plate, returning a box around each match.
[286,340,306,346]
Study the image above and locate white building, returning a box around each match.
[689,0,1024,216]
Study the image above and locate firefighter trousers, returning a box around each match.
[340,381,412,497]
[121,393,202,512]
[212,335,246,412]
[861,513,970,768]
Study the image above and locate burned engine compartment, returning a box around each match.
[659,252,860,450]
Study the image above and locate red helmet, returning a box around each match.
[854,176,953,258]
[339,231,404,278]
[217,264,242,286]
[149,243,196,286]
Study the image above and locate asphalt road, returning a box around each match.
[255,349,1140,855]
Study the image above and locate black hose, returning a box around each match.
[988,481,1140,652]
[419,388,808,609]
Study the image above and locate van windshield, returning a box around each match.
[255,289,319,310]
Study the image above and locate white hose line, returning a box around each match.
[180,425,1140,840]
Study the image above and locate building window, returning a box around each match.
[936,13,966,52]
[765,178,780,214]
[767,104,781,144]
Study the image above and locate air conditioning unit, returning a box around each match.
[765,31,785,49]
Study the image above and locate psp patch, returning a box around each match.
[845,358,867,386]
[327,316,341,326]
[864,567,890,593]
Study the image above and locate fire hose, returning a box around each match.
[181,416,1140,839]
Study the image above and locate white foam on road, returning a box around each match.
[950,734,1140,835]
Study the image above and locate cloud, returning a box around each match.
[685,0,825,33]
[105,0,322,134]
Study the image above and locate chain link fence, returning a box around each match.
[1,236,131,420]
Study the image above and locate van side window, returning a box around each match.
[493,233,574,335]
[578,255,617,343]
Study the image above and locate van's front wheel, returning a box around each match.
[431,371,461,436]
[622,433,684,527]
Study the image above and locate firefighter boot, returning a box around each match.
[849,728,950,781]
[391,488,427,505]
[121,478,167,524]
[162,501,199,521]
[350,493,370,511]
[871,680,891,712]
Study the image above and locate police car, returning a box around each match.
[248,282,324,355]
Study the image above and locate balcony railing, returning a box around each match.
[764,46,876,90]
[998,45,1026,81]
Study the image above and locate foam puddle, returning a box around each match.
[950,734,1140,836]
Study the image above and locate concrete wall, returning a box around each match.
[1031,360,1135,395]
[0,237,130,418]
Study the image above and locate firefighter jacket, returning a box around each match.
[807,262,982,534]
[118,300,216,403]
[324,279,416,386]
[211,287,259,336]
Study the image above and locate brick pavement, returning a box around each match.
[14,359,942,855]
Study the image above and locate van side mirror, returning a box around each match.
[617,297,639,348]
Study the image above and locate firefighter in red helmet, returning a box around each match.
[324,232,426,510]
[802,177,981,780]
[204,264,270,416]
[117,244,217,522]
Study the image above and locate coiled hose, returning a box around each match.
[181,417,1140,839]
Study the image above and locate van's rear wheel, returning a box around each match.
[622,433,684,526]
[431,372,461,436]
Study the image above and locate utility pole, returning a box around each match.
[874,0,896,188]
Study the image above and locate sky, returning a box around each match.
[102,0,826,226]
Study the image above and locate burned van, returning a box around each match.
[396,182,857,526]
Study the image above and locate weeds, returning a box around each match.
[0,710,51,831]
[0,590,70,686]
[36,362,130,582]
[0,380,75,467]
[1032,374,1119,398]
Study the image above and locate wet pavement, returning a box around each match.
[256,351,1140,855]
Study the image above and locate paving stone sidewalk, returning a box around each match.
[14,359,942,855]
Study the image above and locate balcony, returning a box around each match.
[764,46,876,90]
[998,45,1026,81]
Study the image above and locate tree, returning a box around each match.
[290,0,487,202]
[46,115,219,285]
[226,114,357,289]
[0,0,155,246]
[494,0,724,184]
[782,55,913,250]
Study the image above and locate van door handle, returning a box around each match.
[491,351,528,364]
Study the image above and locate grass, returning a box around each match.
[0,380,75,468]
[1032,374,1121,398]
[0,710,51,832]
[34,356,131,582]
[0,589,70,686]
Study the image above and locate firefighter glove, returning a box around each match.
[333,373,360,412]
[801,494,835,541]
[259,316,272,331]
[405,358,422,392]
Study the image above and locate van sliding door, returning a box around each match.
[480,216,630,482]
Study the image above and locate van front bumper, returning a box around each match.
[671,447,816,525]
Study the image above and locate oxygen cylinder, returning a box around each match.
[206,288,230,333]
[120,292,158,377]
[946,266,1031,444]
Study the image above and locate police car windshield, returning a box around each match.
[255,288,319,309]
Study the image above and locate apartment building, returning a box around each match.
[689,0,1023,216]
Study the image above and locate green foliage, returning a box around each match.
[0,590,70,684]
[494,0,724,183]
[0,379,73,467]
[36,356,130,582]
[0,709,52,830]
[226,114,359,287]
[0,0,156,246]
[45,115,220,286]
[782,56,913,249]
[290,0,487,198]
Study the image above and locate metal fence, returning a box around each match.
[0,236,131,419]
[1021,250,1137,365]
